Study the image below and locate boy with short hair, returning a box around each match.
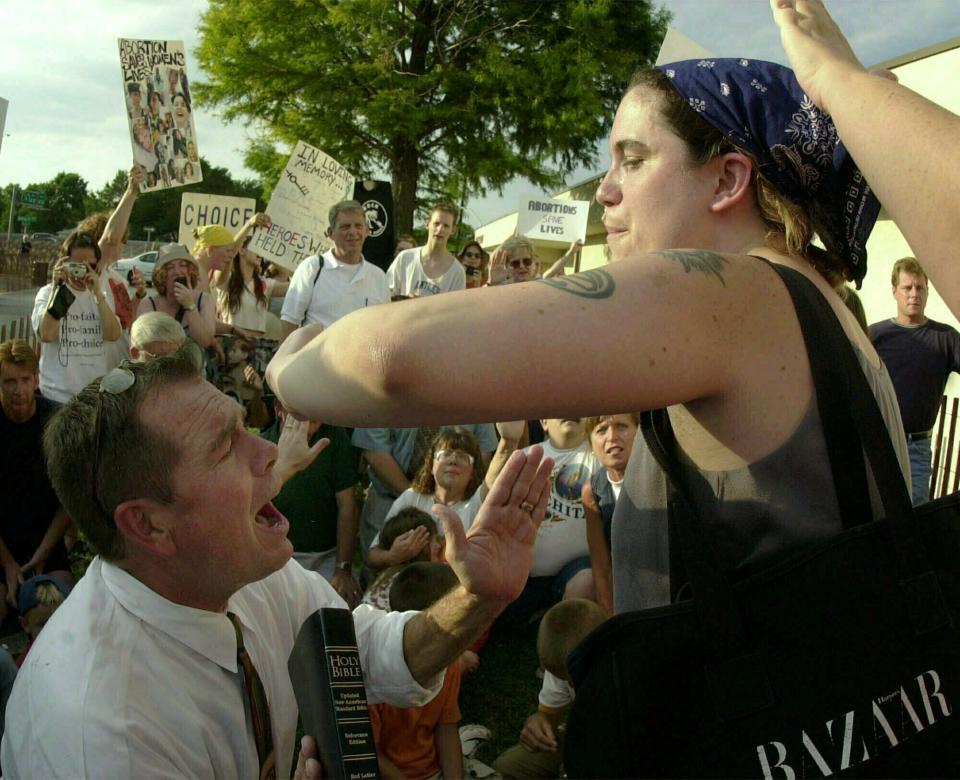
[370,562,464,779]
[16,575,71,668]
[495,418,600,632]
[386,203,465,298]
[492,598,607,779]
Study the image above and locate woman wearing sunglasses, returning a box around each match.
[458,241,488,290]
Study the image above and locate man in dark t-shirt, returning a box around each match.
[0,340,74,621]
[260,402,362,605]
[870,257,960,505]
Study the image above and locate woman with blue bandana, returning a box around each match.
[268,1,960,618]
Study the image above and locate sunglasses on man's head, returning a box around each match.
[509,257,533,269]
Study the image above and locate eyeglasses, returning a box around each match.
[92,366,137,520]
[509,257,534,269]
[434,448,475,466]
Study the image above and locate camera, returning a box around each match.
[66,262,88,280]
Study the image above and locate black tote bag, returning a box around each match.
[565,263,960,778]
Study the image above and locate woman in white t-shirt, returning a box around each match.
[367,427,487,570]
[216,236,289,337]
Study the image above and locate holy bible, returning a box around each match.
[288,608,380,779]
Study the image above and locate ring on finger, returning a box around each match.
[519,500,535,513]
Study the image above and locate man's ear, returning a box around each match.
[709,152,754,214]
[326,226,334,239]
[114,499,178,558]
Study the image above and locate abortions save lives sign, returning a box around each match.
[178,194,257,247]
[517,196,589,245]
[118,38,202,193]
[250,141,354,272]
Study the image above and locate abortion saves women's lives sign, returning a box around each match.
[517,196,589,245]
[178,194,256,247]
[250,142,354,272]
[118,38,202,192]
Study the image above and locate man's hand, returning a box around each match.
[330,569,362,608]
[520,711,559,753]
[293,735,322,780]
[438,446,553,603]
[770,0,864,112]
[274,416,329,484]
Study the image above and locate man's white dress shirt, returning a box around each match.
[1,557,441,778]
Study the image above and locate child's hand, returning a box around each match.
[389,525,431,565]
[520,711,558,753]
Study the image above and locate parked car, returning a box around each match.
[114,251,158,285]
[28,232,59,243]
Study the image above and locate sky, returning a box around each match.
[1,0,958,229]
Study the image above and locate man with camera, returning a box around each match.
[30,232,121,403]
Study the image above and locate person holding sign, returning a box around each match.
[386,204,465,299]
[217,235,290,338]
[280,200,390,337]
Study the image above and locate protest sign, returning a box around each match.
[517,196,589,245]
[178,194,256,247]
[250,141,354,272]
[0,98,7,154]
[118,38,202,193]
[655,27,715,66]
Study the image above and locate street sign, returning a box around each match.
[20,190,46,207]
[18,215,36,224]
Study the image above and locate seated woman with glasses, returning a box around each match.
[367,428,494,571]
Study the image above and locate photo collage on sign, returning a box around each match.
[119,39,202,192]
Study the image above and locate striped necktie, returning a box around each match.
[227,612,277,780]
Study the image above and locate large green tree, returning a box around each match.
[195,0,669,233]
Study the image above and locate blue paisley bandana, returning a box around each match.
[657,58,880,286]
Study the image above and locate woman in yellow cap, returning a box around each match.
[192,212,272,293]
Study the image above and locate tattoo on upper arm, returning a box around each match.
[655,250,728,286]
[538,269,615,299]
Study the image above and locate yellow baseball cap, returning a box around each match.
[192,224,235,253]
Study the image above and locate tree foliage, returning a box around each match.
[195,0,669,233]
[2,161,262,242]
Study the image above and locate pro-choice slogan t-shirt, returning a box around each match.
[524,440,599,577]
[31,283,118,404]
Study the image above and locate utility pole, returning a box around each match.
[6,183,16,241]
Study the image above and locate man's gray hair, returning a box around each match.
[328,200,365,229]
[131,311,187,350]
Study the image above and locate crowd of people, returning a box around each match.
[1,0,960,777]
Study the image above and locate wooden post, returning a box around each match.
[931,396,947,497]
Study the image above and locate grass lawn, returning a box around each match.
[459,627,543,764]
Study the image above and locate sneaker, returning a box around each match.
[459,723,492,758]
[465,756,500,778]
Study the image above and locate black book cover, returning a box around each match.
[288,608,379,779]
